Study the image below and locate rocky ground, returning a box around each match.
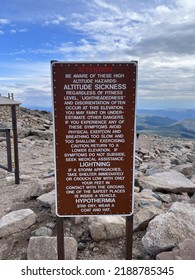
[0,106,195,260]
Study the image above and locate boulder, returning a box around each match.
[145,166,165,176]
[37,189,55,208]
[27,236,77,260]
[32,226,53,236]
[156,238,195,260]
[183,142,194,150]
[135,155,143,164]
[139,163,149,173]
[174,163,194,178]
[137,148,150,156]
[171,192,190,202]
[138,170,195,193]
[152,192,172,203]
[23,178,54,199]
[88,216,125,241]
[133,205,163,232]
[0,209,36,238]
[134,189,162,208]
[187,153,195,163]
[28,129,53,140]
[170,156,181,165]
[142,202,195,256]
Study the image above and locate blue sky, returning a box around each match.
[0,0,195,109]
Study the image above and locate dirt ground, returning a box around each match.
[0,134,176,260]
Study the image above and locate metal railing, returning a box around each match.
[0,128,12,172]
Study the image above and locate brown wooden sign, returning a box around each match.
[51,62,137,216]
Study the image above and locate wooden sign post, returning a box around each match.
[51,62,137,259]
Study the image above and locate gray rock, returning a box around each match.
[156,238,195,260]
[174,163,194,178]
[180,149,189,157]
[0,209,36,238]
[191,174,195,184]
[187,153,195,163]
[137,148,149,155]
[88,216,125,241]
[132,248,143,259]
[135,155,143,164]
[133,205,163,232]
[184,142,194,150]
[190,192,195,203]
[6,176,15,183]
[143,155,151,161]
[46,222,56,229]
[75,217,85,225]
[134,186,140,193]
[138,170,195,193]
[51,204,56,217]
[78,241,87,251]
[145,166,165,176]
[42,171,55,178]
[158,147,168,153]
[20,175,32,181]
[29,130,53,140]
[170,157,181,165]
[152,192,172,203]
[170,192,190,202]
[139,163,149,173]
[32,226,52,236]
[142,202,195,256]
[154,148,160,155]
[37,189,55,208]
[160,158,172,170]
[27,236,77,260]
[24,178,54,199]
[134,189,162,208]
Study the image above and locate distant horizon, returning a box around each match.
[22,105,195,111]
[1,94,195,111]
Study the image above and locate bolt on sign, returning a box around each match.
[51,62,137,216]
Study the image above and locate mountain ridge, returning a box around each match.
[135,109,195,139]
[1,106,194,139]
[137,108,195,121]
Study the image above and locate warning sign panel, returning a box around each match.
[51,62,137,216]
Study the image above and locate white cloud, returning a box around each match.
[90,0,121,14]
[1,0,195,109]
[10,29,17,34]
[0,18,10,24]
[63,0,195,108]
[176,0,195,10]
[0,18,10,34]
[0,61,51,107]
[44,15,66,25]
